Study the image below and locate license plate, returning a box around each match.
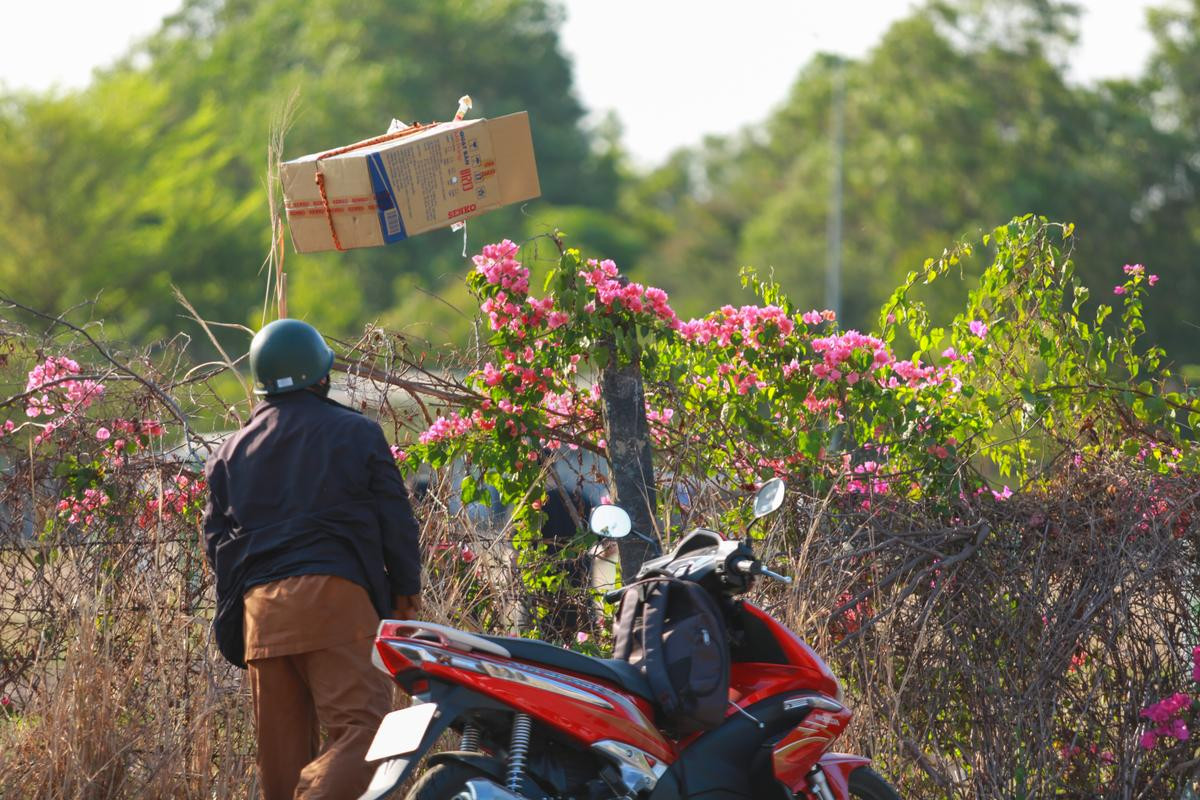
[364,702,438,763]
[360,758,408,800]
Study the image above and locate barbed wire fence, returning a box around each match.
[1,301,1199,797]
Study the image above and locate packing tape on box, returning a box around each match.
[312,121,438,251]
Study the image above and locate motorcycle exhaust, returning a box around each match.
[452,777,527,800]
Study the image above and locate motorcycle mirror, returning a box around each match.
[752,478,786,519]
[589,505,632,539]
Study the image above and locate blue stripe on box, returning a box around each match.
[367,153,407,243]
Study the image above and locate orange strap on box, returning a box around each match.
[313,121,437,251]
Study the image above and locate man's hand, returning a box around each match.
[391,594,422,619]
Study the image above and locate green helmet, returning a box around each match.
[249,318,335,396]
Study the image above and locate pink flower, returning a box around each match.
[418,413,474,445]
[1,420,12,435]
[1139,731,1158,749]
[1170,717,1190,741]
[576,631,590,644]
[1149,274,1159,286]
[991,486,1013,501]
[481,362,504,387]
[95,427,111,441]
[1141,692,1191,724]
[1113,286,1126,295]
[968,320,988,338]
[23,356,104,420]
[1193,645,1200,683]
[473,240,529,293]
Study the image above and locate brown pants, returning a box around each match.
[248,636,393,800]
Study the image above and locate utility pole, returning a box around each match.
[600,340,660,579]
[826,63,845,321]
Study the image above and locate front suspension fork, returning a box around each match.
[807,765,837,800]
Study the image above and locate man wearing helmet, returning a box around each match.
[203,318,421,800]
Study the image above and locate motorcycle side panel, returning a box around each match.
[411,646,675,762]
[771,706,853,790]
[728,663,839,719]
[733,604,840,702]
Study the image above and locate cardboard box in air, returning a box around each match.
[281,112,540,253]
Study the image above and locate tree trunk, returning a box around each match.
[600,350,661,580]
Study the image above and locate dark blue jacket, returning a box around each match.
[203,390,420,667]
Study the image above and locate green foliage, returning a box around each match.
[884,216,1193,482]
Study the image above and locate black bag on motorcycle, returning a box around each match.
[613,576,730,736]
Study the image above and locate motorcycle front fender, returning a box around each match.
[814,753,873,800]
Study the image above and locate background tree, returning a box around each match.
[626,0,1200,368]
[1,0,1198,370]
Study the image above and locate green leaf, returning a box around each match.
[460,475,478,505]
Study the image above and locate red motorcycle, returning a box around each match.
[359,479,900,800]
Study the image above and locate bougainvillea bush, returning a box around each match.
[1,214,1199,796]
[410,215,1195,536]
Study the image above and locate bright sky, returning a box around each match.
[0,0,1162,167]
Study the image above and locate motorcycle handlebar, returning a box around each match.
[601,552,793,605]
[733,558,793,585]
[759,565,794,585]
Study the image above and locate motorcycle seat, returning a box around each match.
[479,635,655,704]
